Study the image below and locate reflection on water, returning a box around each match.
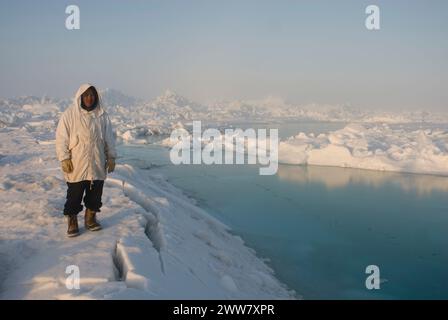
[118,140,448,299]
[278,164,448,196]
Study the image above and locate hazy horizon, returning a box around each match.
[1,0,447,111]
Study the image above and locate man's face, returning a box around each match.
[82,88,96,108]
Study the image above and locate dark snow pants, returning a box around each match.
[63,180,104,216]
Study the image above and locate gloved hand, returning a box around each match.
[61,159,74,173]
[106,158,115,173]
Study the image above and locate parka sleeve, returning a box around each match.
[104,115,117,159]
[55,112,71,161]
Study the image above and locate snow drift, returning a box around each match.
[0,127,295,299]
[279,123,448,176]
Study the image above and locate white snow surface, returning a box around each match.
[159,122,448,177]
[2,89,448,145]
[279,123,448,176]
[0,127,295,299]
[1,89,447,299]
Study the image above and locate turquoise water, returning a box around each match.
[117,123,448,299]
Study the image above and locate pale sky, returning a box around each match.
[0,0,447,111]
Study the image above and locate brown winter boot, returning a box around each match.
[85,208,102,231]
[67,215,80,237]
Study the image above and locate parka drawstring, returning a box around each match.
[90,179,94,190]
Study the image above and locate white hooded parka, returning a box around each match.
[55,83,117,183]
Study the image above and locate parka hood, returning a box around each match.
[74,83,104,115]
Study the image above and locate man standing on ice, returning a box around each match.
[56,83,117,237]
